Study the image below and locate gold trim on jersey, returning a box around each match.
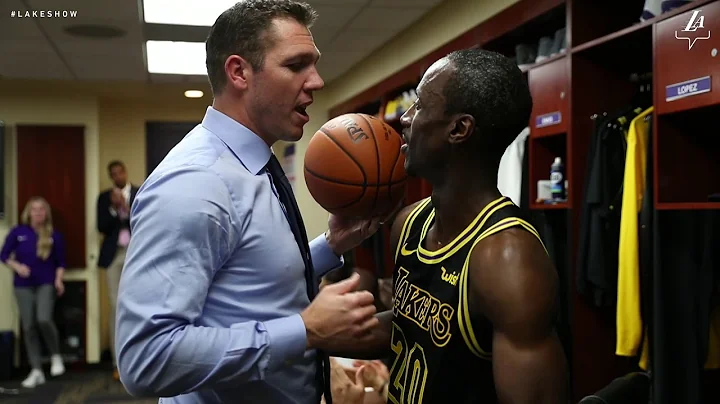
[415,197,514,264]
[457,217,546,359]
[394,198,433,262]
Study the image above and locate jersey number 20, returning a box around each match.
[388,322,428,404]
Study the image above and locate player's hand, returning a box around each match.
[377,278,393,311]
[301,273,378,352]
[326,200,404,255]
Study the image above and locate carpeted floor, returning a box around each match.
[0,366,157,404]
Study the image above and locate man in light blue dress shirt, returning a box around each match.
[114,1,389,403]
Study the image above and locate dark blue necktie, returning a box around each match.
[266,154,332,404]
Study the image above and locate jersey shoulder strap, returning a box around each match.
[394,197,432,261]
[456,209,547,359]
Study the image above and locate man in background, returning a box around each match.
[96,160,138,380]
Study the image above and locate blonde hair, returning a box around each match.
[20,196,53,260]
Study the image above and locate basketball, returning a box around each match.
[304,113,407,219]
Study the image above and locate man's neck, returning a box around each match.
[212,98,274,147]
[428,164,501,246]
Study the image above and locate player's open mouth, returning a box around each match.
[295,106,308,117]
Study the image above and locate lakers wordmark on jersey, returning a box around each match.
[388,196,546,404]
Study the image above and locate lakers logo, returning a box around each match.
[394,267,453,347]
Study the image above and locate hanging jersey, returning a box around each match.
[388,196,546,404]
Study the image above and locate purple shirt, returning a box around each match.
[0,224,66,288]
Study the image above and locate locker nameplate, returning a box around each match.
[535,111,562,128]
[665,76,711,102]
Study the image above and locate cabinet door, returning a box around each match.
[528,58,569,137]
[655,1,720,115]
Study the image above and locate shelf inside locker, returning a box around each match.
[655,104,720,208]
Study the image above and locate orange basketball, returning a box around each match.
[304,113,407,219]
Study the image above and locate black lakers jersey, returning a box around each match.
[388,196,546,404]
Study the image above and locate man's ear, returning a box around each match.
[448,114,474,144]
[225,55,253,91]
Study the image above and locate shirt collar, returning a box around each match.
[201,106,272,175]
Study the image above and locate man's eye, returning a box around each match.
[287,63,304,72]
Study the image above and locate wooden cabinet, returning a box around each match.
[654,1,720,115]
[655,108,720,209]
[528,57,569,137]
[654,1,720,209]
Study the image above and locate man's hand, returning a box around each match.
[326,201,404,256]
[326,357,366,404]
[301,273,379,352]
[111,188,125,208]
[325,215,382,256]
[351,359,389,392]
[325,357,389,404]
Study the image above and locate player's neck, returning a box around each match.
[429,170,501,246]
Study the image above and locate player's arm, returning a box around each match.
[328,200,422,360]
[469,229,569,404]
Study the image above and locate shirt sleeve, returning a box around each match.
[309,233,344,278]
[52,232,67,269]
[115,165,308,398]
[0,227,18,263]
[616,112,648,358]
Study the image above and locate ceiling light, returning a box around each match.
[184,90,204,98]
[146,40,207,75]
[143,0,238,26]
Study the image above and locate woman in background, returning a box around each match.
[1,196,66,388]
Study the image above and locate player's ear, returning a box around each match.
[448,114,474,144]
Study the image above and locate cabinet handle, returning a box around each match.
[712,48,718,58]
[560,91,566,99]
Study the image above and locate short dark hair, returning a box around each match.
[205,0,318,95]
[443,48,533,158]
[107,160,125,173]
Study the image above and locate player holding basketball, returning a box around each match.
[342,48,569,403]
